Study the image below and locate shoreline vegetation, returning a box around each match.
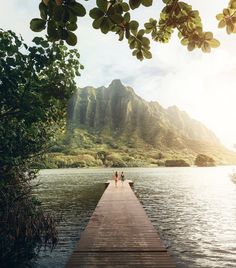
[33,127,235,169]
[34,150,220,169]
[33,128,235,169]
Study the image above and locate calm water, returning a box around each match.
[34,167,236,268]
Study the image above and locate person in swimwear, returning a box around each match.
[114,171,119,187]
[120,171,125,186]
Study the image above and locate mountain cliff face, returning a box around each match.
[67,79,220,150]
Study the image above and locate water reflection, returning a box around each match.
[34,167,236,268]
[33,170,108,268]
[133,167,236,268]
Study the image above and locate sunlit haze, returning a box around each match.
[1,0,236,149]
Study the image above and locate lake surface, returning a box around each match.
[34,167,236,268]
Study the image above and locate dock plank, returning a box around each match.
[66,180,175,267]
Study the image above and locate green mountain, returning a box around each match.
[44,80,236,168]
[68,79,220,147]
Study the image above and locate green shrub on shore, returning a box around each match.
[194,154,216,167]
[39,150,165,168]
[106,153,127,167]
[0,181,58,267]
[165,159,190,167]
[38,153,103,168]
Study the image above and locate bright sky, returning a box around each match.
[1,0,236,149]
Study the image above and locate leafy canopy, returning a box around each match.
[31,0,235,61]
[0,29,83,176]
[0,29,83,265]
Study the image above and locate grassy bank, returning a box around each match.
[33,148,199,168]
[32,129,236,169]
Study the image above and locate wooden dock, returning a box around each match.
[66,180,175,267]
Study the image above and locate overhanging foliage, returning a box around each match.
[31,0,236,60]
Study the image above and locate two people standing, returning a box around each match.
[114,171,125,187]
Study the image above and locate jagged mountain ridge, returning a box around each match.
[67,79,220,150]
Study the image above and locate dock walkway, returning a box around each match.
[66,180,175,267]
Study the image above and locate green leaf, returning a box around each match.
[216,13,224,20]
[187,42,195,51]
[174,4,181,15]
[208,38,220,48]
[226,21,234,34]
[181,38,188,45]
[129,0,141,10]
[70,2,86,17]
[136,51,143,60]
[41,40,49,48]
[204,32,213,40]
[118,30,124,41]
[137,29,145,38]
[141,0,153,7]
[141,37,150,47]
[32,36,42,45]
[69,12,77,23]
[230,0,236,8]
[143,50,152,59]
[110,14,123,24]
[201,42,211,53]
[121,2,130,12]
[92,17,104,29]
[129,20,139,30]
[145,28,152,34]
[47,20,59,40]
[232,17,236,23]
[47,0,57,17]
[124,12,130,23]
[96,0,108,12]
[129,39,136,49]
[125,28,130,39]
[66,31,77,45]
[223,8,230,16]
[39,2,47,20]
[115,4,123,14]
[89,8,104,19]
[144,22,152,29]
[100,17,110,34]
[30,18,46,32]
[66,22,78,31]
[60,29,69,40]
[218,19,226,28]
[178,31,183,39]
[132,49,138,56]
